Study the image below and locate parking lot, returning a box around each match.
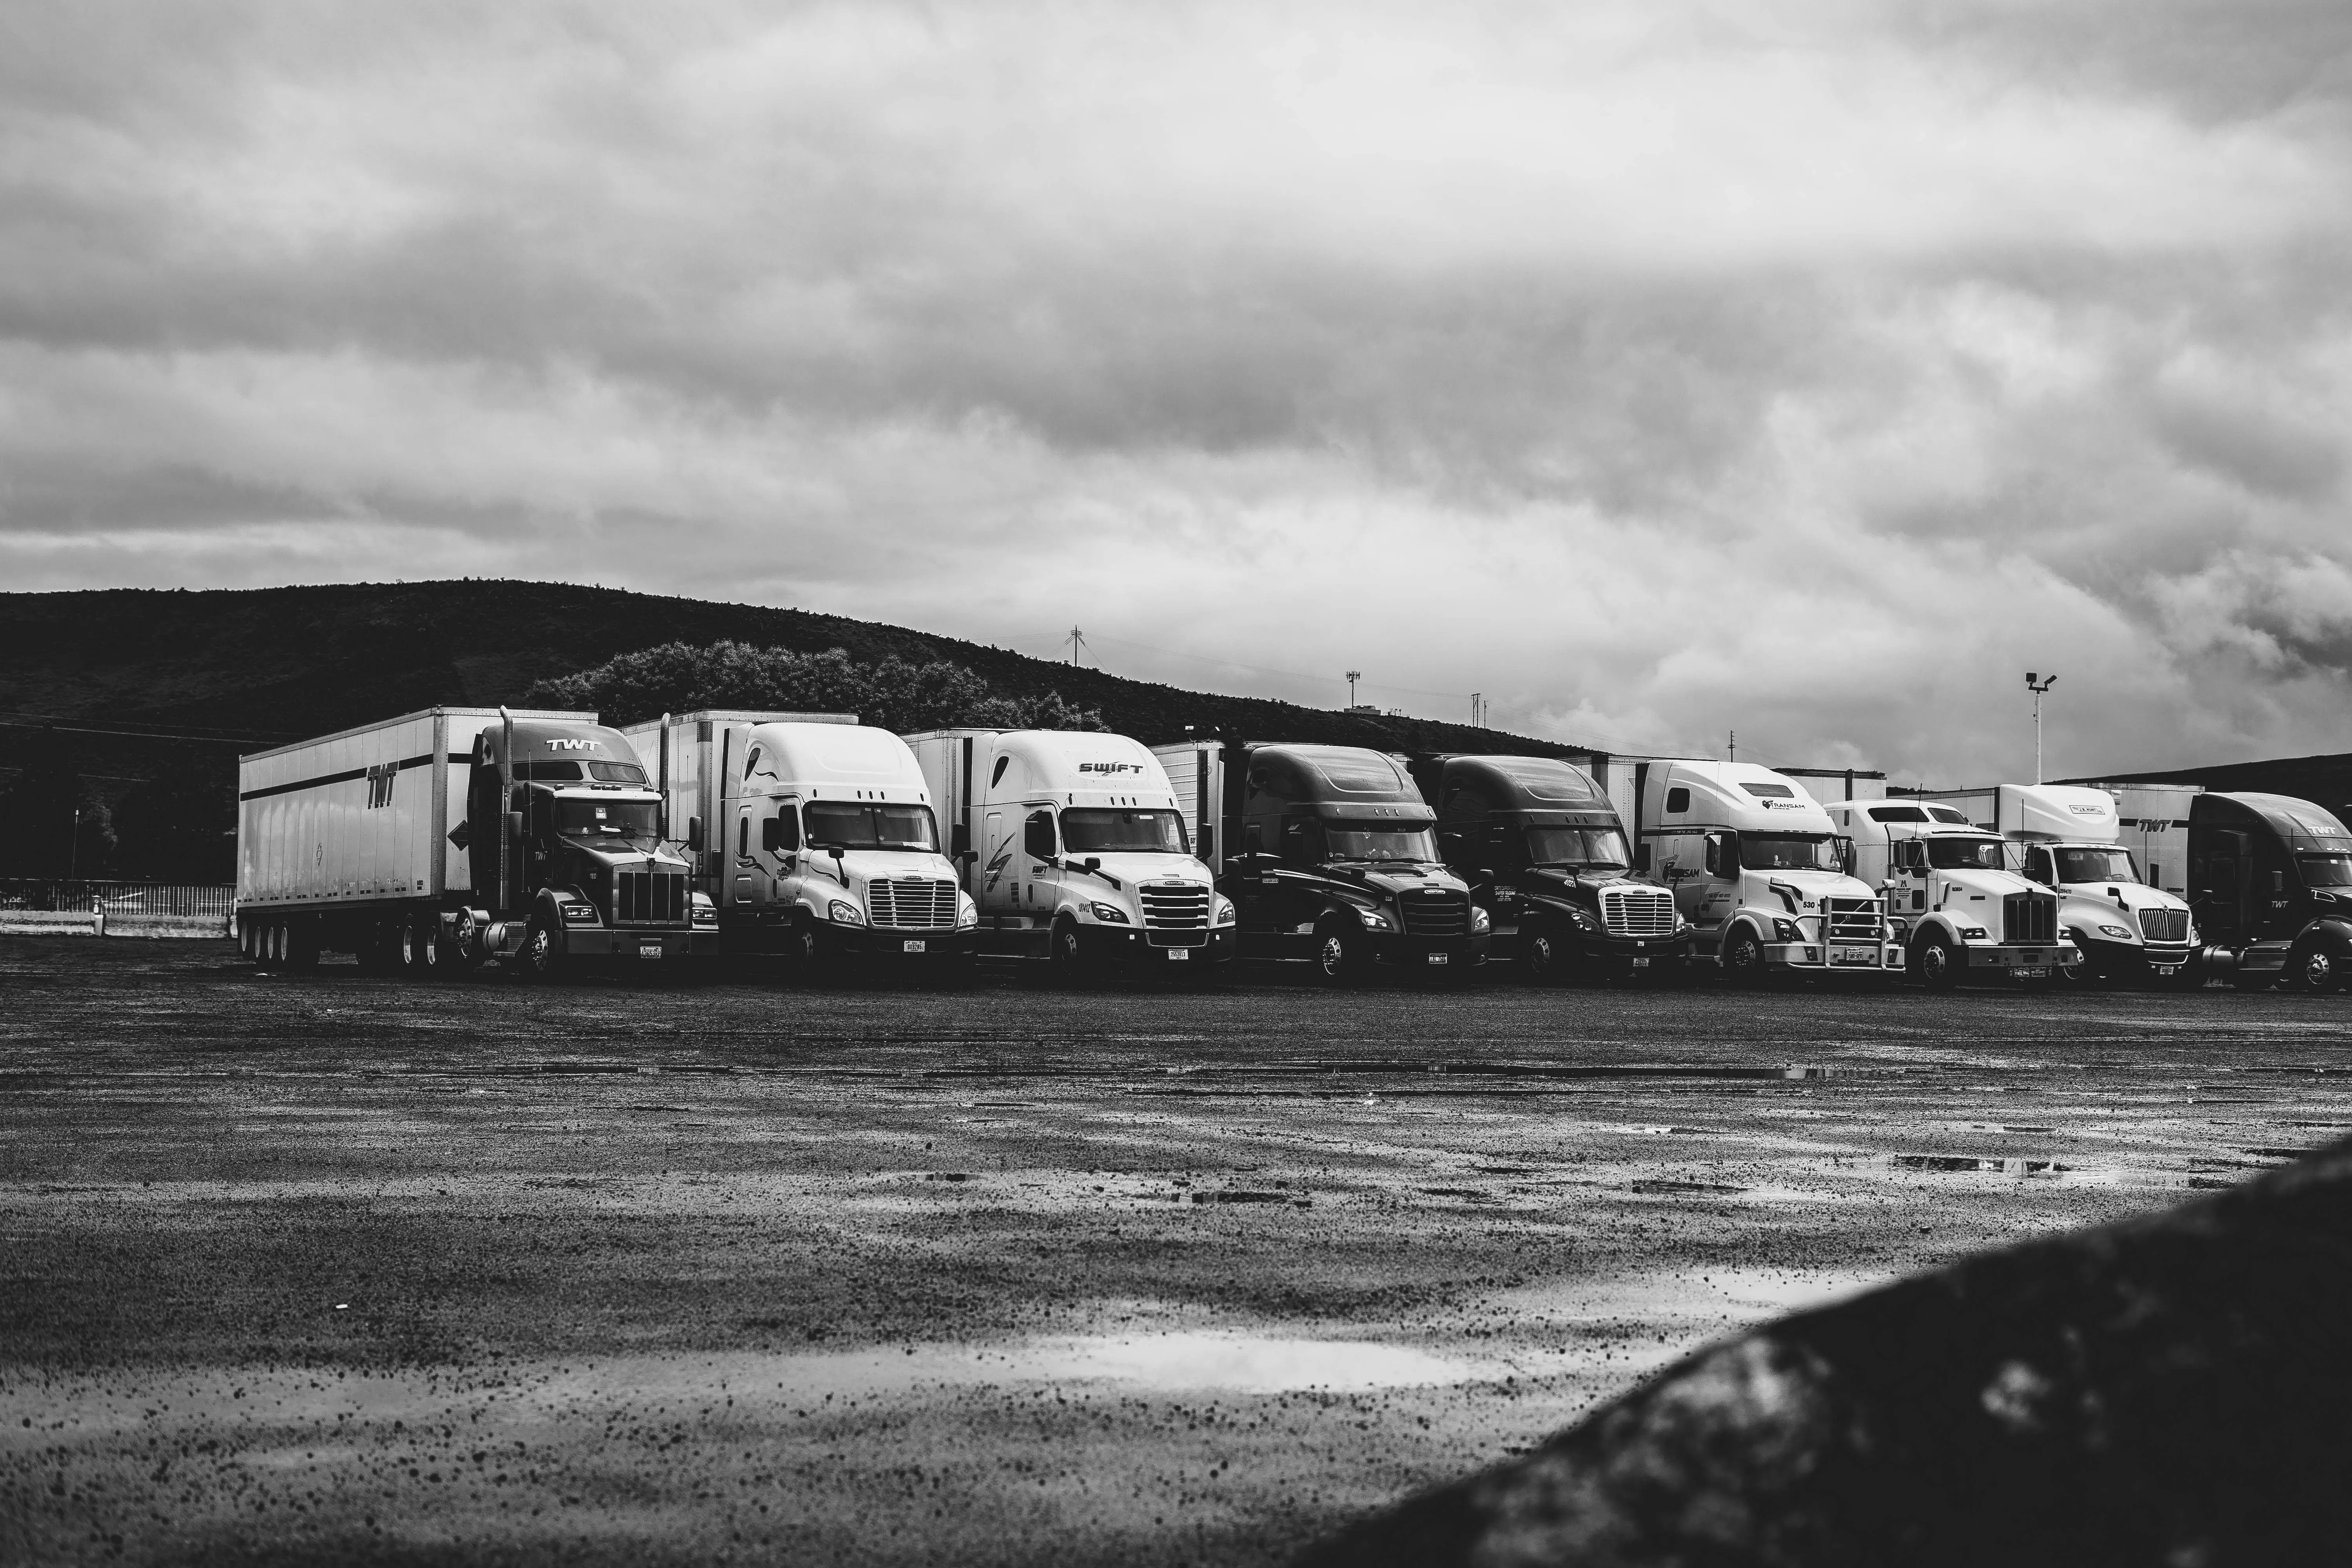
[5,938,2349,1566]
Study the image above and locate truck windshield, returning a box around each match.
[555,799,661,842]
[2056,847,2139,883]
[1061,809,1189,854]
[1926,837,2006,870]
[1743,834,1843,872]
[2299,853,2352,887]
[1526,827,1630,868]
[805,802,938,851]
[1326,821,1437,863]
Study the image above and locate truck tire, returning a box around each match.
[1521,925,1567,985]
[1050,917,1094,986]
[397,918,437,976]
[1722,927,1768,988]
[512,916,565,982]
[1913,933,1960,992]
[1313,922,1369,987]
[2285,942,2343,994]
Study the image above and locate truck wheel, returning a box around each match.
[1914,934,1959,992]
[2286,944,2342,994]
[1521,926,1567,985]
[1722,928,1768,988]
[2057,938,2103,985]
[513,916,564,982]
[1313,923,1368,987]
[1050,918,1094,986]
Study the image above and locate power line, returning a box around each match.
[0,712,291,745]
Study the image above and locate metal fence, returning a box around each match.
[0,880,237,918]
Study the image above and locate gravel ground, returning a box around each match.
[4,938,2348,1566]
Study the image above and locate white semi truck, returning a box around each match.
[622,711,978,973]
[908,728,1234,976]
[236,706,710,976]
[1820,797,2080,988]
[1632,759,1900,983]
[1915,784,2198,985]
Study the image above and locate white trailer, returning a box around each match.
[621,711,976,971]
[909,728,1233,975]
[236,706,708,975]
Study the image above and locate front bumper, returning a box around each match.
[2078,935,2198,978]
[561,927,705,960]
[827,926,981,961]
[1370,931,1490,970]
[1077,924,1238,967]
[1575,930,1697,975]
[1763,941,1907,973]
[1958,943,2078,973]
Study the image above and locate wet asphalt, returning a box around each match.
[3,938,2348,1566]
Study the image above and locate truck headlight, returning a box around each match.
[1960,925,1990,941]
[2096,923,2132,939]
[1212,896,1236,926]
[828,899,865,927]
[956,894,978,929]
[1773,917,1799,942]
[1089,901,1129,923]
[1356,906,1394,931]
[1568,905,1600,933]
[560,900,599,925]
[690,894,718,926]
[1470,905,1491,934]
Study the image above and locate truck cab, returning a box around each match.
[908,729,1234,977]
[1991,785,2198,985]
[1825,799,2078,989]
[1415,754,1691,983]
[1637,760,1898,984]
[465,715,710,975]
[2188,791,2352,992]
[1223,744,1489,984]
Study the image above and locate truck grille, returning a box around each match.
[1601,887,1677,937]
[2004,892,2057,945]
[2139,907,2189,944]
[1400,887,1470,937]
[617,868,686,925]
[1141,883,1211,929]
[1822,897,1881,942]
[869,878,958,930]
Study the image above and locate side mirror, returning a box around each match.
[686,815,704,852]
[952,822,971,857]
[2273,870,2285,893]
[505,810,525,841]
[831,845,846,866]
[1085,857,1102,873]
[1199,826,1215,860]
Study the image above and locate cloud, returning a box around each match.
[2,0,2349,782]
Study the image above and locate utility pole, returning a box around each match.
[1346,670,1361,708]
[1728,730,1736,763]
[2026,671,2057,783]
[1470,693,1486,728]
[69,806,80,885]
[1065,626,1087,666]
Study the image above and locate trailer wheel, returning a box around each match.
[1521,926,1567,985]
[1722,927,1768,988]
[411,917,443,976]
[1312,922,1369,987]
[513,916,564,982]
[1913,934,1959,992]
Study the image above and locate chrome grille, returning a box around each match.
[1601,887,1677,936]
[869,877,958,930]
[1400,887,1470,937]
[2004,892,2057,944]
[1822,897,1882,942]
[1140,883,1211,929]
[617,868,686,925]
[2139,907,2189,944]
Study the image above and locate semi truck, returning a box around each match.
[1917,783,2198,985]
[1408,753,1693,982]
[908,728,1233,976]
[1820,797,2079,988]
[1152,740,1488,983]
[2186,791,2352,991]
[236,706,709,976]
[622,711,978,973]
[1633,760,1900,983]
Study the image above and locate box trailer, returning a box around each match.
[621,711,977,972]
[236,706,708,976]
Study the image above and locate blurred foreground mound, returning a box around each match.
[1301,1142,2352,1568]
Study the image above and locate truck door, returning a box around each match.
[2191,831,2245,940]
[978,809,1014,912]
[1022,806,1061,918]
[750,796,800,909]
[732,803,758,907]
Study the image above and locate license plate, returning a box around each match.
[902,939,927,953]
[2014,967,2048,979]
[637,944,662,960]
[1166,948,1189,961]
[2152,964,2179,976]
[1427,953,1449,965]
[1630,957,1650,969]
[1831,946,1875,965]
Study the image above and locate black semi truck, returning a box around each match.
[2188,790,2352,991]
[1178,741,1489,984]
[1409,754,1694,982]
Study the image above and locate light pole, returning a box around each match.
[2025,671,2057,783]
[69,806,80,886]
[1345,670,1361,708]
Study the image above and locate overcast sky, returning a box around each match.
[4,2,2348,781]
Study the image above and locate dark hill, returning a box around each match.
[0,579,1588,878]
